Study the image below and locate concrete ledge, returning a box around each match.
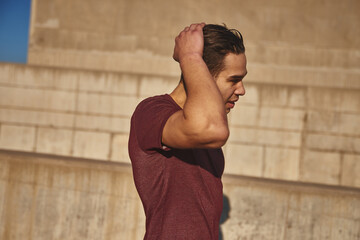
[1,150,359,240]
[1,149,359,193]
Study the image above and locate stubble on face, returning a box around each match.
[215,53,247,114]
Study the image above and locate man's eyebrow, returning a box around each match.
[228,72,248,79]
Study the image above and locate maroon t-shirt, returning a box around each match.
[128,94,224,240]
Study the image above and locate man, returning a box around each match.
[128,23,247,239]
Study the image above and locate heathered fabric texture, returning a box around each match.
[128,94,224,240]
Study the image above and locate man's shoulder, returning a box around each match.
[135,94,180,113]
[130,94,181,151]
[139,94,173,105]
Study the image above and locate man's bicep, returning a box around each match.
[162,110,225,149]
[162,110,193,149]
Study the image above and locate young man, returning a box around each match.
[128,23,247,239]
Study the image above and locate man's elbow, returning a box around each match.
[215,126,230,147]
[204,124,229,148]
[185,116,230,148]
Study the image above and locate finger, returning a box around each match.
[196,22,206,29]
[189,24,197,31]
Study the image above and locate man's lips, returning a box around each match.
[227,98,238,108]
[227,101,236,108]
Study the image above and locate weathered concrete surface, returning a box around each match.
[221,175,360,240]
[0,150,145,240]
[1,62,360,188]
[1,1,359,238]
[28,0,360,77]
[1,150,359,240]
[27,0,360,98]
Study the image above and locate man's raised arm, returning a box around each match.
[162,23,229,149]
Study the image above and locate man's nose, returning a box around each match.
[235,81,245,96]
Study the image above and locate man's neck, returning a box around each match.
[170,80,187,109]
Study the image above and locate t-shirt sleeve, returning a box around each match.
[132,96,180,152]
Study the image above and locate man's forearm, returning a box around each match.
[180,54,229,138]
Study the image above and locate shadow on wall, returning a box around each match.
[219,194,231,240]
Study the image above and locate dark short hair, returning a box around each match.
[203,24,245,77]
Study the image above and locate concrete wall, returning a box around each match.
[1,150,359,240]
[1,62,360,188]
[17,0,358,187]
[0,0,360,239]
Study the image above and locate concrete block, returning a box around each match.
[73,131,110,160]
[229,126,302,148]
[300,150,341,185]
[307,111,360,136]
[77,92,138,117]
[0,63,14,83]
[110,134,131,164]
[28,48,181,78]
[36,127,73,155]
[78,72,138,95]
[341,154,360,188]
[0,157,9,180]
[224,143,263,177]
[258,107,305,130]
[139,76,178,98]
[0,125,35,151]
[245,64,272,85]
[13,65,52,88]
[288,86,306,108]
[338,113,360,136]
[260,85,288,107]
[0,108,74,128]
[307,110,339,133]
[308,88,360,113]
[75,114,130,133]
[263,147,300,181]
[229,105,258,127]
[52,68,79,90]
[0,86,76,112]
[2,65,78,90]
[246,43,360,69]
[308,88,341,112]
[247,64,360,90]
[306,133,360,153]
[341,90,360,113]
[248,84,305,108]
